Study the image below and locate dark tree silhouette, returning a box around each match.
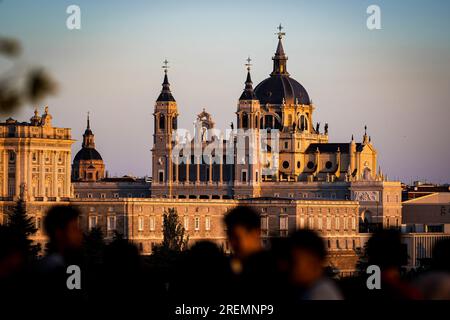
[84,227,105,266]
[7,197,40,259]
[160,208,188,252]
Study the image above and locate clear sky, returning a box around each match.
[1,0,449,183]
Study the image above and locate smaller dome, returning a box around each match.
[73,148,103,162]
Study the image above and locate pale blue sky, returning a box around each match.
[1,0,449,183]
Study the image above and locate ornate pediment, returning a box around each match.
[353,190,379,202]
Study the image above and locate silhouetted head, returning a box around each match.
[224,206,261,259]
[431,238,450,272]
[289,229,327,287]
[366,229,406,270]
[44,205,82,254]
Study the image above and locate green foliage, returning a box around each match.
[160,208,188,253]
[7,198,41,259]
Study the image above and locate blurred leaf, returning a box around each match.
[26,68,58,103]
[0,86,22,114]
[0,37,22,57]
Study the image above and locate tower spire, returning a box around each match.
[239,56,257,100]
[156,59,176,102]
[271,24,289,76]
[82,112,95,148]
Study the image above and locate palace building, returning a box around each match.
[0,28,403,272]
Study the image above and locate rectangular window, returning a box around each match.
[318,217,323,230]
[149,216,155,231]
[241,170,247,183]
[158,170,164,183]
[352,217,357,230]
[138,216,144,231]
[308,217,314,229]
[300,217,305,229]
[205,216,211,231]
[326,217,331,230]
[335,217,340,230]
[194,217,200,231]
[35,217,41,230]
[261,216,268,230]
[184,216,189,231]
[280,216,288,231]
[107,216,116,231]
[344,217,348,230]
[89,216,97,229]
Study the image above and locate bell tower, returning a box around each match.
[234,57,262,198]
[151,60,178,198]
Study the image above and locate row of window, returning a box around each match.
[281,160,334,170]
[137,215,212,232]
[76,192,147,199]
[261,216,357,231]
[88,215,116,231]
[273,192,342,199]
[261,207,355,214]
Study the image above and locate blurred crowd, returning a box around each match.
[1,205,450,316]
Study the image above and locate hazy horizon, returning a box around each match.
[1,0,449,184]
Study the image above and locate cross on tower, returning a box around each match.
[162,59,169,73]
[245,56,252,71]
[276,23,285,39]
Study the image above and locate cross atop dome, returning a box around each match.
[276,23,285,39]
[245,56,252,71]
[162,59,169,73]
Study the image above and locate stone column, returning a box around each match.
[208,159,212,183]
[185,158,189,183]
[219,159,223,184]
[65,151,71,197]
[52,150,57,197]
[39,150,45,197]
[196,156,200,183]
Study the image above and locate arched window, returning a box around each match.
[159,115,165,130]
[264,115,273,129]
[242,113,248,129]
[300,115,308,131]
[172,117,177,130]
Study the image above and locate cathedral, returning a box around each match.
[0,28,403,272]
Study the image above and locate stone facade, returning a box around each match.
[0,29,405,273]
[0,107,73,201]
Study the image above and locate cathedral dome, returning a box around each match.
[254,26,311,106]
[254,75,310,105]
[73,147,103,162]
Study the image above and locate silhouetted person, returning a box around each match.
[95,237,150,312]
[366,229,422,300]
[224,206,277,303]
[35,205,84,307]
[288,229,343,300]
[0,225,28,304]
[171,241,230,304]
[414,238,450,299]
